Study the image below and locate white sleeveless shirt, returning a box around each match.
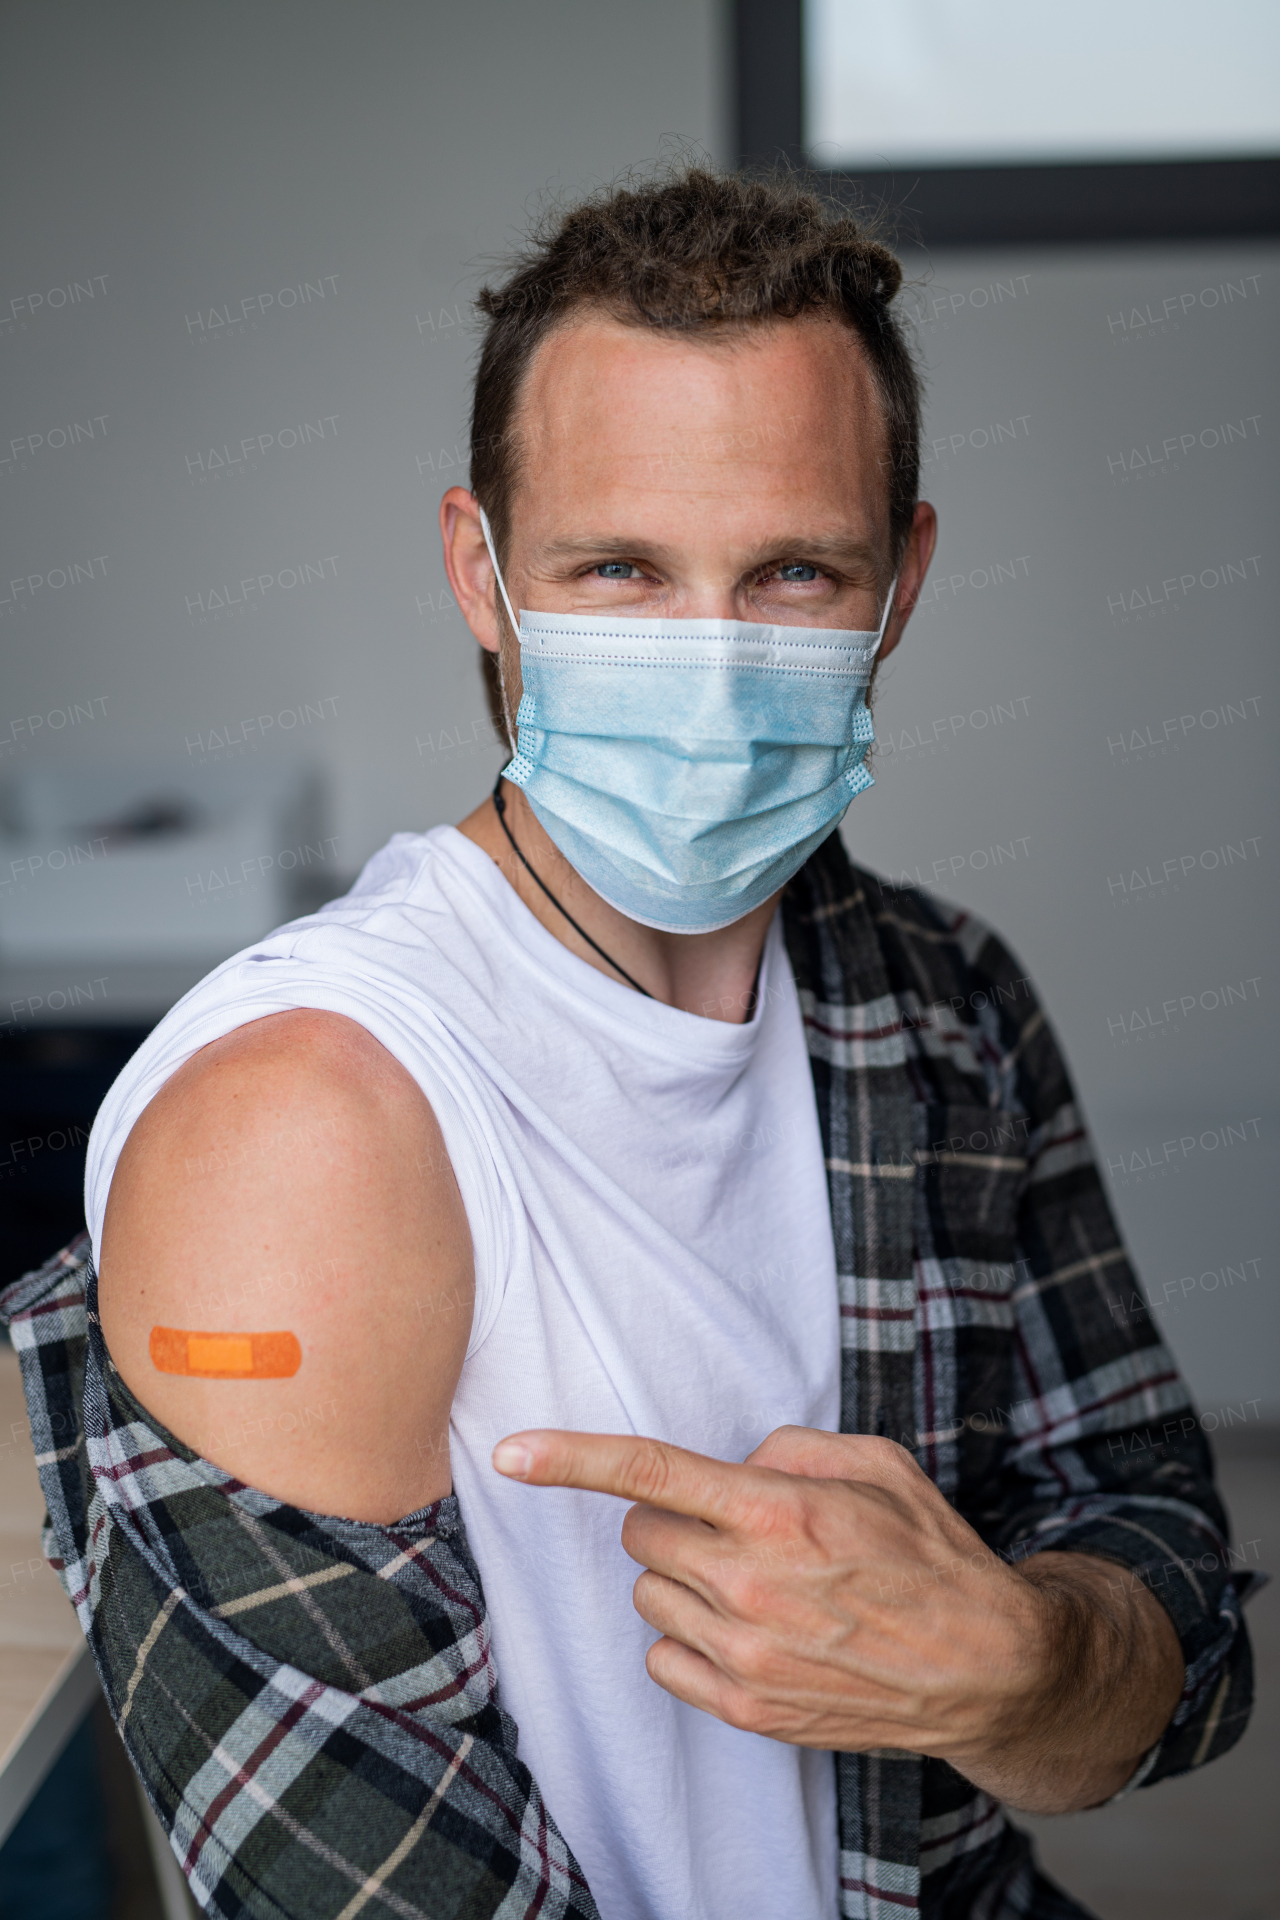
[85,825,840,1920]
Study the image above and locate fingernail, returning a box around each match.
[493,1440,534,1479]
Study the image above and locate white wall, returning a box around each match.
[2,2,1275,1414]
[2,0,727,869]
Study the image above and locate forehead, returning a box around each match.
[509,310,890,540]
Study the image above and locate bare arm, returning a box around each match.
[98,1009,474,1523]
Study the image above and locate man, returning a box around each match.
[4,169,1252,1920]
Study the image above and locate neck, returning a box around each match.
[456,778,777,1024]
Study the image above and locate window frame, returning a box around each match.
[734,0,1280,244]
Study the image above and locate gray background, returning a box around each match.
[1,0,1275,1429]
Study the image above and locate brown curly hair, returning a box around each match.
[469,165,922,570]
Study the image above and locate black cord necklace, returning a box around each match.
[491,776,654,999]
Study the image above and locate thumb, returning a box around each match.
[747,1426,919,1484]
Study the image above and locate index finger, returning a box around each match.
[492,1429,751,1529]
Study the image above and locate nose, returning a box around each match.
[655,570,758,623]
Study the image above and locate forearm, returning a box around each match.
[949,1550,1185,1814]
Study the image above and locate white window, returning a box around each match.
[805,0,1280,168]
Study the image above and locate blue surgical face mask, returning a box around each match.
[479,508,895,935]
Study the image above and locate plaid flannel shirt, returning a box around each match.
[2,834,1255,1920]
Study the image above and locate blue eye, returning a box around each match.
[778,564,819,582]
[595,562,638,579]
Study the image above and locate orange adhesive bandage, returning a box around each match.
[149,1327,301,1379]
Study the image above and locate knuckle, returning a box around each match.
[741,1478,799,1538]
[858,1434,922,1481]
[752,1424,804,1466]
[723,1567,764,1616]
[730,1687,773,1736]
[626,1439,676,1506]
[723,1627,774,1688]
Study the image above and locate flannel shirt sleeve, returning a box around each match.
[1,1239,599,1920]
[960,925,1258,1789]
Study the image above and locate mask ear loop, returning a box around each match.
[872,574,899,654]
[478,504,521,753]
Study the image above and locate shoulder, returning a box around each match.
[313,826,461,928]
[98,1009,473,1521]
[88,824,485,1246]
[866,873,1034,1014]
[789,832,1034,1013]
[857,865,1074,1120]
[152,1002,428,1114]
[115,1008,447,1200]
[788,836,1067,1111]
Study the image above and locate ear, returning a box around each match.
[877,500,938,664]
[439,487,503,653]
